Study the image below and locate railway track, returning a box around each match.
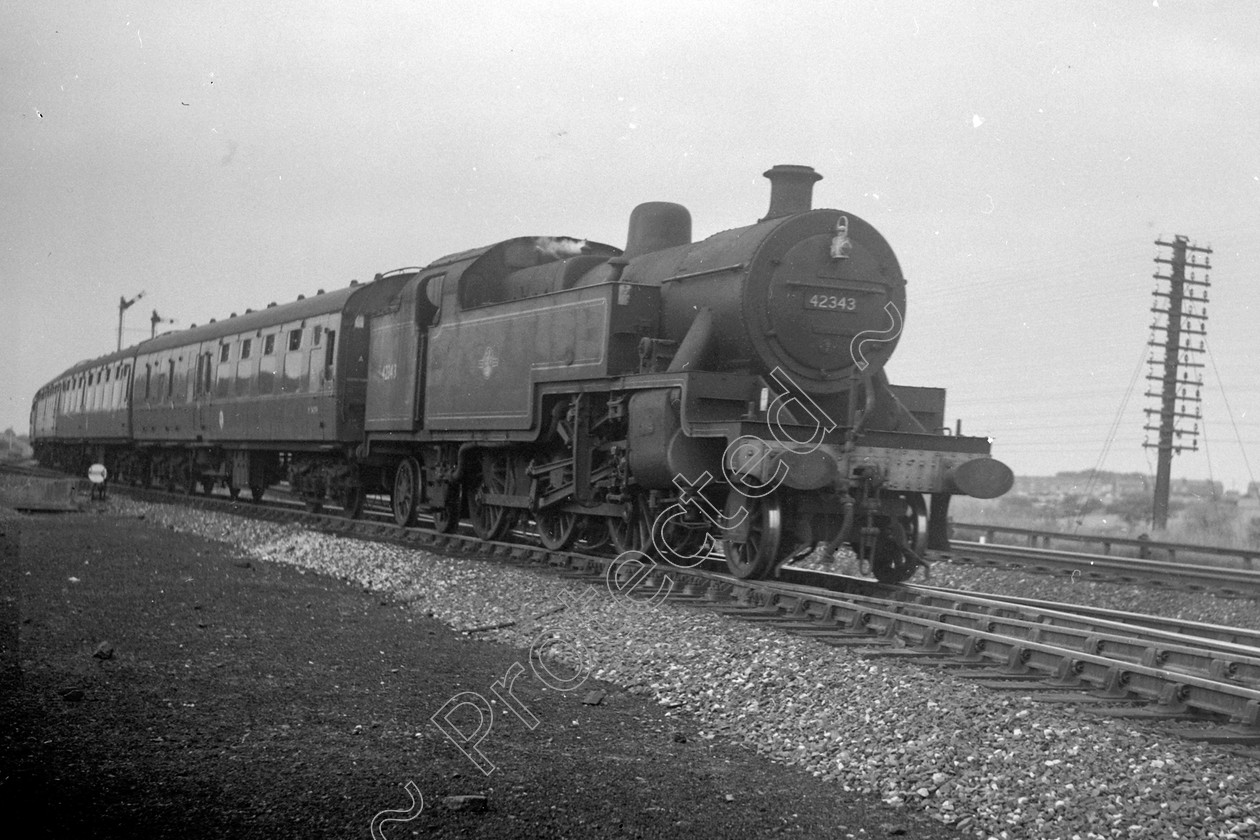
[933,540,1260,598]
[74,478,1256,753]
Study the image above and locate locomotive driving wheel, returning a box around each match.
[336,484,365,520]
[536,509,579,551]
[430,483,461,534]
[722,489,789,580]
[180,459,197,496]
[650,506,711,568]
[607,499,650,555]
[392,457,420,527]
[469,453,517,541]
[575,515,610,551]
[870,493,928,585]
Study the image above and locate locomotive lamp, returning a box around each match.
[830,216,853,260]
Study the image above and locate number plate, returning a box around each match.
[804,292,860,312]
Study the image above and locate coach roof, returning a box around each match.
[135,284,360,356]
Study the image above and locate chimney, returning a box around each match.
[760,164,822,221]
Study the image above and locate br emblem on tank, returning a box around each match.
[478,347,499,378]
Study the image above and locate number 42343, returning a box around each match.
[806,294,857,311]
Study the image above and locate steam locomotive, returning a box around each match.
[30,165,1012,582]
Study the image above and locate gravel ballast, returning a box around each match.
[115,500,1260,839]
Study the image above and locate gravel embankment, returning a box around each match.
[118,500,1260,840]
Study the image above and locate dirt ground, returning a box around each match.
[0,510,959,839]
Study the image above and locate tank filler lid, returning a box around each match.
[623,201,692,258]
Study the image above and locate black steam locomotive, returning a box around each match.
[31,165,1011,582]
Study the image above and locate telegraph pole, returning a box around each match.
[1143,235,1212,529]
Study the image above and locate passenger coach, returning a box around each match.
[30,271,412,511]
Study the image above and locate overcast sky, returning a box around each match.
[3,1,1258,491]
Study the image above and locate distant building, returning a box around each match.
[1011,472,1148,500]
[1169,478,1224,501]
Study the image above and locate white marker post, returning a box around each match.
[88,463,108,500]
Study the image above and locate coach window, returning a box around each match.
[283,329,304,393]
[323,329,337,383]
[235,342,252,395]
[312,325,322,346]
[215,344,232,398]
[236,339,254,397]
[258,335,277,394]
[193,354,206,398]
[167,359,175,400]
[144,364,152,401]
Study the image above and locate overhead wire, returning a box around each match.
[1205,337,1257,492]
[1072,336,1150,528]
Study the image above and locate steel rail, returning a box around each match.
[935,540,1260,597]
[903,581,1260,649]
[952,520,1260,569]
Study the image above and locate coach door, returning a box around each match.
[192,347,213,436]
